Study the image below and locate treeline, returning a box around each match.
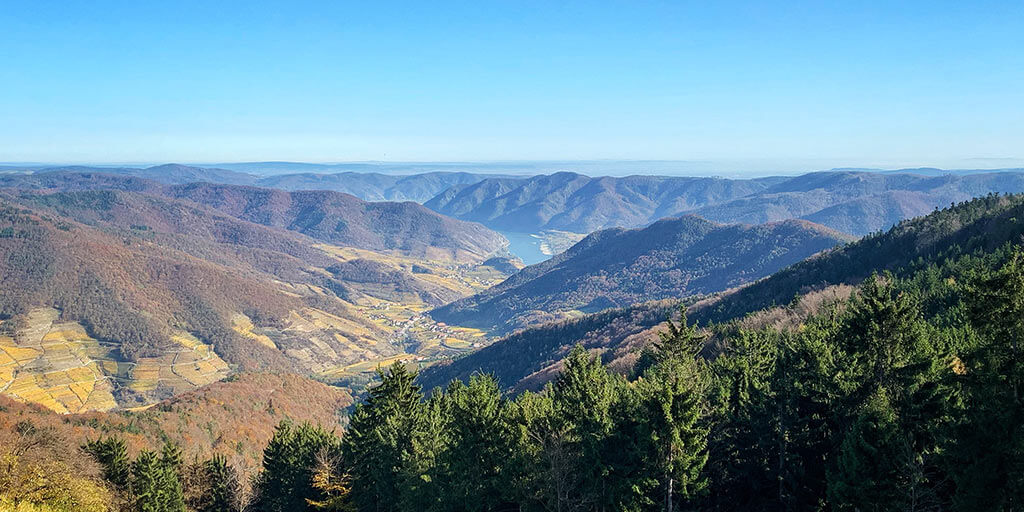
[256,246,1017,511]
[13,247,1024,511]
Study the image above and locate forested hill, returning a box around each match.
[424,171,783,233]
[162,182,507,263]
[23,217,1023,511]
[1,164,526,202]
[422,192,1024,392]
[0,186,517,411]
[430,215,849,333]
[0,172,508,263]
[254,171,525,202]
[424,169,1024,235]
[690,191,1024,324]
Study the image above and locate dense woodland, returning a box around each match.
[431,216,847,333]
[425,169,1024,235]
[426,193,1024,392]
[4,194,1024,511]
[6,235,1023,510]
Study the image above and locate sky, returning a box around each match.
[2,1,1023,173]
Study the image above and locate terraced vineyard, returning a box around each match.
[0,308,229,413]
[0,185,522,412]
[310,245,504,388]
[0,248,505,412]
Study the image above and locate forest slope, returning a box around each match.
[0,189,515,411]
[425,170,1024,235]
[421,193,1024,391]
[0,172,509,263]
[431,216,849,333]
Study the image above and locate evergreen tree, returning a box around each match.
[828,391,911,512]
[157,442,185,512]
[201,454,242,512]
[251,421,342,512]
[83,436,132,491]
[640,356,710,511]
[551,346,622,510]
[654,307,708,363]
[342,362,427,512]
[704,329,779,511]
[505,388,572,512]
[843,273,924,399]
[948,251,1024,510]
[434,374,512,512]
[130,448,184,512]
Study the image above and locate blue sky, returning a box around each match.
[2,1,1022,172]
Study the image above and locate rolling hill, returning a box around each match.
[0,187,516,412]
[424,170,1024,236]
[255,171,526,202]
[0,372,352,486]
[420,192,1024,391]
[0,172,509,263]
[3,164,526,203]
[431,216,850,333]
[424,172,784,233]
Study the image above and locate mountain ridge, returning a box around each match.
[430,215,850,333]
[424,170,1024,236]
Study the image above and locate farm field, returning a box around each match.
[0,234,515,413]
[0,308,230,413]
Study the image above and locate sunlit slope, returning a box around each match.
[422,193,1024,392]
[432,216,849,333]
[0,190,516,411]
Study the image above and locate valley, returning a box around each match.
[0,180,520,413]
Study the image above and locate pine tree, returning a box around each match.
[83,436,132,491]
[704,329,779,511]
[948,251,1024,510]
[505,388,574,512]
[843,273,924,399]
[551,346,621,510]
[640,356,710,511]
[131,450,175,512]
[828,391,910,512]
[434,374,512,512]
[251,421,342,512]
[342,362,427,512]
[201,454,242,512]
[654,306,708,363]
[158,442,185,512]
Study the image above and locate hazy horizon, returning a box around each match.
[3,158,1024,179]
[3,1,1022,167]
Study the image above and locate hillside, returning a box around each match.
[255,171,525,202]
[6,164,525,202]
[0,172,509,263]
[424,172,783,233]
[34,164,259,186]
[421,192,1024,391]
[164,182,507,262]
[0,189,516,411]
[424,170,1024,235]
[431,216,848,333]
[0,372,351,488]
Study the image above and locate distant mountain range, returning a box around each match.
[424,170,1024,236]
[254,171,525,202]
[0,164,526,203]
[420,192,1024,392]
[9,165,1024,233]
[431,215,850,333]
[0,172,508,262]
